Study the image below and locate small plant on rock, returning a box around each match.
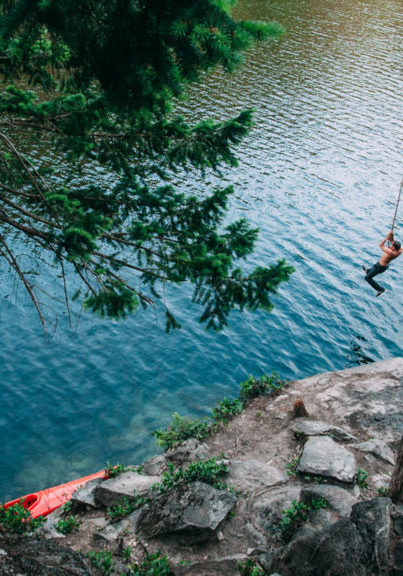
[126,551,174,575]
[377,486,390,497]
[87,550,113,575]
[238,559,265,575]
[56,514,80,534]
[107,494,149,521]
[0,502,44,534]
[122,546,132,562]
[62,499,73,513]
[105,462,129,478]
[277,497,327,542]
[278,500,310,541]
[356,468,368,489]
[286,457,300,476]
[310,497,327,510]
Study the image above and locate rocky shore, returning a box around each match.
[1,357,403,575]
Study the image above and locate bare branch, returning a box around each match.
[0,234,47,336]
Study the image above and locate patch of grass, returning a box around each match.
[356,468,368,489]
[106,494,149,522]
[0,502,44,534]
[126,551,174,575]
[152,372,288,450]
[56,514,80,534]
[238,559,265,575]
[277,497,327,542]
[87,550,113,575]
[153,457,229,494]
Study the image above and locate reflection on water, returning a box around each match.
[1,0,402,500]
[347,335,374,367]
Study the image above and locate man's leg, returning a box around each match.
[365,263,388,293]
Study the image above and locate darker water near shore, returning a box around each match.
[1,0,402,501]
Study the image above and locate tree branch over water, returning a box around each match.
[0,0,293,332]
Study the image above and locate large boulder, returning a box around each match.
[131,481,237,544]
[94,470,160,507]
[0,534,95,575]
[351,497,393,574]
[269,518,367,576]
[297,436,356,483]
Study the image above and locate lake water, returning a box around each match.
[1,0,402,501]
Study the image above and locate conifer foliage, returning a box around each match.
[0,0,293,333]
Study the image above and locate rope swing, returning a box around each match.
[391,177,403,233]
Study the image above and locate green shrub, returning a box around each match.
[211,397,244,422]
[0,502,44,534]
[240,372,286,401]
[87,550,113,575]
[56,514,80,534]
[153,457,229,493]
[126,551,173,575]
[105,462,129,478]
[152,413,212,449]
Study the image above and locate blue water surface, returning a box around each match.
[1,0,402,501]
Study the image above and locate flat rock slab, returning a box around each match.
[355,440,395,465]
[300,484,359,517]
[174,554,248,576]
[227,460,288,492]
[290,419,357,442]
[95,471,160,507]
[297,436,356,483]
[134,481,237,544]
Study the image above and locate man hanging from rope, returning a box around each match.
[363,231,402,296]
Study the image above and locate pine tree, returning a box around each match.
[0,0,293,334]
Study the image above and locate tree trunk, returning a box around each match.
[389,435,403,502]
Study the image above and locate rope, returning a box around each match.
[391,177,403,232]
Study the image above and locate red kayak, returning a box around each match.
[2,469,107,518]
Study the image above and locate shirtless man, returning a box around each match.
[363,231,402,296]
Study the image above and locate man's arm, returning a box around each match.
[380,232,394,253]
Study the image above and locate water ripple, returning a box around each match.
[1,0,402,500]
